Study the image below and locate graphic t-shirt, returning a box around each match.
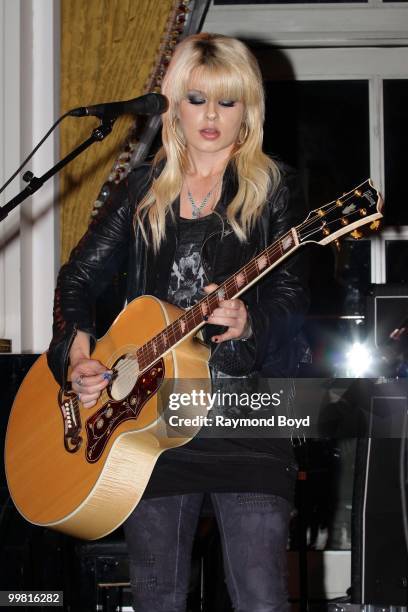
[167,215,211,309]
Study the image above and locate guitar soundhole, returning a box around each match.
[109,353,140,401]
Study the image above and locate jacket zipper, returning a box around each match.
[199,211,231,283]
[61,324,78,391]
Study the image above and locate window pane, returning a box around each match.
[215,0,366,4]
[386,240,408,283]
[384,80,408,225]
[262,80,370,316]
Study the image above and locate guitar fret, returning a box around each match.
[195,305,201,321]
[235,271,245,289]
[155,335,160,352]
[143,342,151,364]
[171,321,179,340]
[217,287,226,301]
[266,242,281,265]
[161,332,168,351]
[281,232,294,253]
[179,317,186,335]
[231,276,238,294]
[137,347,146,371]
[245,261,257,282]
[166,326,175,345]
[221,283,231,301]
[186,307,199,330]
[208,292,220,312]
[192,304,202,325]
[256,253,268,272]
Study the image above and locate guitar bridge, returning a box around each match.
[58,387,83,453]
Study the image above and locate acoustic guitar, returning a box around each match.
[5,179,383,540]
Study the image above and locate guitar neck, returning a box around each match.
[136,228,300,371]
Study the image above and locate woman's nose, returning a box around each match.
[206,100,218,120]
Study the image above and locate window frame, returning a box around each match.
[204,3,408,282]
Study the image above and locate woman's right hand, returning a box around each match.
[69,330,112,409]
[70,358,112,409]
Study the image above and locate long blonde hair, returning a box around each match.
[136,33,280,252]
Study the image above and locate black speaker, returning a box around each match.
[351,381,408,605]
[351,284,408,605]
[366,284,408,378]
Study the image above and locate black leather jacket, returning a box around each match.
[47,161,309,387]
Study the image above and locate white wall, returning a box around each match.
[204,2,408,47]
[0,0,59,353]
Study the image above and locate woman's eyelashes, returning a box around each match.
[186,94,236,107]
[187,94,206,105]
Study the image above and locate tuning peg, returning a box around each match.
[350,229,363,239]
[334,239,341,251]
[359,208,367,216]
[354,189,362,197]
[370,219,381,231]
[322,226,330,236]
[341,218,349,226]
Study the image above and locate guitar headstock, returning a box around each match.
[296,179,383,246]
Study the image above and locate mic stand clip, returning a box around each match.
[0,118,116,223]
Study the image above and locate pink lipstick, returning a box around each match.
[200,128,220,140]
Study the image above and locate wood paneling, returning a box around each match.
[60,0,174,262]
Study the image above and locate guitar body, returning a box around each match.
[5,295,210,540]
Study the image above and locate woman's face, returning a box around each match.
[177,85,245,160]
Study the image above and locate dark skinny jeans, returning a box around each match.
[123,492,292,612]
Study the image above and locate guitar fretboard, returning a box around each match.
[136,229,298,371]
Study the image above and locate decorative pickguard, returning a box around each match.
[85,359,165,463]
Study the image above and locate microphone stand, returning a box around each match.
[0,118,115,223]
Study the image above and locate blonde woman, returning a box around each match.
[48,33,309,612]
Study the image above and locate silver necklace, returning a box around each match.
[186,176,221,219]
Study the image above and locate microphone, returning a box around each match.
[68,93,168,119]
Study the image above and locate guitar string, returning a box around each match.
[109,236,348,397]
[131,232,290,366]
[132,185,377,370]
[95,187,378,397]
[107,190,378,387]
[135,186,376,360]
[113,189,378,384]
[97,220,377,407]
[111,235,289,376]
[97,237,287,395]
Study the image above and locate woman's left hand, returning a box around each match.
[203,284,252,343]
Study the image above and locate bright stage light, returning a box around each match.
[345,342,372,377]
